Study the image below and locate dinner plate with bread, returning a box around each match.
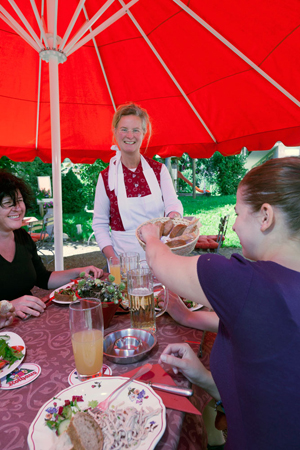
[28,377,166,450]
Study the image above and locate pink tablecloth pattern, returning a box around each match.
[1,294,215,450]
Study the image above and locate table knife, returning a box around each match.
[147,381,193,397]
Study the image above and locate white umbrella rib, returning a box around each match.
[66,0,139,57]
[173,0,300,108]
[117,0,217,143]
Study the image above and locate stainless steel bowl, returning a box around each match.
[103,328,157,364]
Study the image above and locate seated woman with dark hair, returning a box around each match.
[0,169,103,320]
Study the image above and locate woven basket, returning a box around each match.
[136,217,201,256]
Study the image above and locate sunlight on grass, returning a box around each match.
[61,195,241,248]
[180,195,241,248]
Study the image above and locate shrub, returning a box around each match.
[62,169,86,213]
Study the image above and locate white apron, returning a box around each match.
[110,156,164,258]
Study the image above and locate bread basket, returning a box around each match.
[136,217,201,256]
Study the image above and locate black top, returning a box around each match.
[0,228,52,301]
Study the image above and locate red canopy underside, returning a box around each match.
[1,0,300,163]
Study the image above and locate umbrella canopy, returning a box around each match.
[1,0,300,270]
[1,0,300,164]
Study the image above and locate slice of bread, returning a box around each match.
[162,219,174,236]
[67,412,104,450]
[169,224,187,239]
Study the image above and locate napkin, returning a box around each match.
[122,363,201,415]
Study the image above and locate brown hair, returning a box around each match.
[112,103,152,150]
[0,169,34,209]
[239,156,300,234]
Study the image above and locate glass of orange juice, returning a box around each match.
[69,299,103,381]
[109,256,121,285]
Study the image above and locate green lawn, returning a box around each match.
[29,195,241,248]
[180,194,241,248]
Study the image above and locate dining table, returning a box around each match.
[0,288,213,450]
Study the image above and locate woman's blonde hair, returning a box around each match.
[112,103,152,150]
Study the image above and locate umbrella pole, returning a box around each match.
[48,55,64,271]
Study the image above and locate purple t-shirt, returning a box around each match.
[198,253,300,450]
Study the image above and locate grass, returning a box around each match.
[179,194,241,248]
[28,195,241,248]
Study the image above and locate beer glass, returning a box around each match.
[127,268,156,333]
[120,252,140,298]
[69,299,103,381]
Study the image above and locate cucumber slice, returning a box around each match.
[57,419,71,436]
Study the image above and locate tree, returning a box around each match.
[177,152,246,195]
[61,169,87,213]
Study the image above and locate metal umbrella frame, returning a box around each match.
[1,0,300,269]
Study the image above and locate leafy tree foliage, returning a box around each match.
[61,169,87,213]
[0,156,52,213]
[178,152,246,195]
[75,160,108,209]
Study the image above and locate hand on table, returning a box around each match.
[11,295,46,319]
[159,343,212,387]
[0,307,15,328]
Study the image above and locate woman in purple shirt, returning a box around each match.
[141,157,300,450]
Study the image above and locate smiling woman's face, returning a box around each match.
[0,189,26,233]
[114,115,145,155]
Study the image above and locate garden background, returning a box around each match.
[0,152,247,248]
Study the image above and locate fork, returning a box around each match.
[95,363,152,412]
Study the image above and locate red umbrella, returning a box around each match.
[1,0,300,268]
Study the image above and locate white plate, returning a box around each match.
[0,331,26,379]
[155,296,203,313]
[28,377,166,450]
[50,282,79,305]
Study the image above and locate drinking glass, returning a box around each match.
[127,268,156,333]
[120,252,140,298]
[109,256,121,285]
[139,260,169,319]
[69,299,104,381]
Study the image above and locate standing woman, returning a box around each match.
[93,103,183,261]
[141,157,300,449]
[0,170,103,319]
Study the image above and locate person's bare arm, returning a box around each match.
[141,223,212,308]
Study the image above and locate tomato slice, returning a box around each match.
[11,345,24,352]
[0,360,8,369]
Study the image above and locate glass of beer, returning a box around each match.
[69,299,103,382]
[127,268,156,333]
[120,252,140,297]
[109,256,121,285]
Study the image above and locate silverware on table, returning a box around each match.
[96,363,153,412]
[147,381,193,397]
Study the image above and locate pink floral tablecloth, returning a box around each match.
[1,297,213,450]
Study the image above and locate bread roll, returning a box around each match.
[0,300,13,314]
